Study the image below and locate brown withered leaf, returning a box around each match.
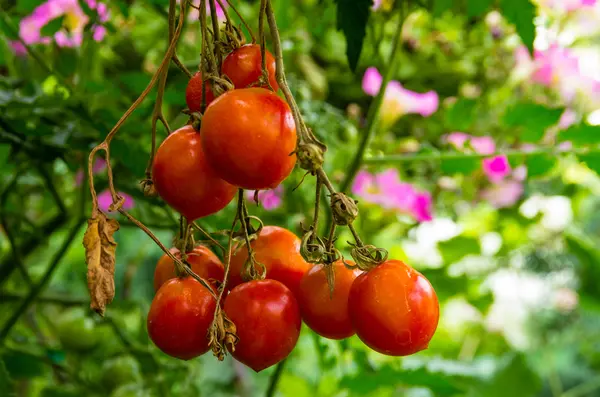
[83,212,119,316]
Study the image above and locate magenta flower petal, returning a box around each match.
[382,82,439,123]
[445,132,470,150]
[245,185,283,211]
[362,67,383,96]
[480,180,524,208]
[558,109,577,130]
[10,41,27,56]
[351,170,376,197]
[98,190,135,212]
[372,0,383,10]
[482,155,511,183]
[411,192,433,222]
[469,136,496,155]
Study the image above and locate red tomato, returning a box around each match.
[297,260,361,340]
[147,277,216,360]
[185,72,214,112]
[222,44,279,91]
[153,246,225,292]
[228,226,310,298]
[152,125,237,221]
[200,88,297,190]
[224,279,301,372]
[349,260,439,356]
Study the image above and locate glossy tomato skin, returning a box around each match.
[200,88,297,190]
[153,246,225,292]
[224,279,301,372]
[349,260,439,356]
[228,226,310,298]
[298,260,362,340]
[222,44,279,91]
[147,277,216,360]
[186,72,215,112]
[152,125,237,221]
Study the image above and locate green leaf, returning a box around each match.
[110,138,149,177]
[503,102,563,142]
[468,354,541,397]
[500,0,536,54]
[440,156,481,174]
[467,0,494,17]
[438,236,480,264]
[559,124,600,145]
[0,360,14,397]
[525,153,556,177]
[578,153,600,174]
[565,231,600,300]
[17,0,41,13]
[334,0,371,71]
[432,0,454,16]
[445,98,477,131]
[0,144,11,169]
[40,16,66,37]
[1,351,47,379]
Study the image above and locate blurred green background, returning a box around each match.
[2,0,600,396]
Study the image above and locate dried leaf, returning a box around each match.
[84,212,119,316]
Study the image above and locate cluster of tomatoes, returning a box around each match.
[146,44,440,372]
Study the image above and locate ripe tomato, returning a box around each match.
[349,260,439,356]
[186,72,214,112]
[153,245,224,292]
[147,277,216,360]
[297,260,362,340]
[224,279,301,372]
[200,88,297,190]
[221,44,279,91]
[152,125,237,221]
[228,226,310,298]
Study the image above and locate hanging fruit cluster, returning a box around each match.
[83,0,440,373]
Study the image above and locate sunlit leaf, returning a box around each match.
[439,236,480,264]
[500,0,536,54]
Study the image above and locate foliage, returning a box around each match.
[2,0,600,396]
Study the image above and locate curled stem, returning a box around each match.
[219,0,255,43]
[238,189,266,281]
[192,222,227,256]
[208,0,223,68]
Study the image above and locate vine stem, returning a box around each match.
[265,359,287,397]
[365,146,600,164]
[117,209,217,299]
[220,0,255,42]
[87,0,186,215]
[208,0,223,68]
[192,222,227,256]
[145,0,176,177]
[338,5,407,194]
[238,189,266,281]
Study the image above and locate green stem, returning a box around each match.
[364,146,598,164]
[265,359,287,397]
[561,376,600,397]
[339,7,407,193]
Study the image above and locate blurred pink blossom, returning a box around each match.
[480,180,524,209]
[98,190,134,213]
[362,67,439,127]
[558,109,578,130]
[482,155,512,183]
[12,0,109,53]
[246,185,283,211]
[538,0,597,12]
[445,132,495,154]
[74,157,107,186]
[352,168,433,222]
[372,0,383,10]
[188,0,228,21]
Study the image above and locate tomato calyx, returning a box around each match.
[219,22,246,55]
[349,244,389,272]
[330,193,359,226]
[295,142,325,174]
[139,178,158,198]
[300,229,326,264]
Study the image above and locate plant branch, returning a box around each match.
[265,358,287,397]
[208,0,223,68]
[339,5,406,193]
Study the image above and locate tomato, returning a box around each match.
[153,245,224,291]
[101,355,142,391]
[200,88,297,190]
[186,72,214,112]
[349,260,439,356]
[152,125,237,221]
[222,44,279,91]
[224,279,301,372]
[297,260,361,340]
[147,277,216,360]
[228,226,310,298]
[56,308,101,352]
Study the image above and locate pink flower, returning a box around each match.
[372,0,383,10]
[352,168,433,222]
[445,132,470,150]
[187,0,228,21]
[444,133,496,154]
[538,0,597,12]
[362,67,439,127]
[558,109,578,130]
[75,157,107,186]
[533,45,580,88]
[246,185,283,211]
[9,41,27,56]
[480,180,524,209]
[482,155,511,183]
[15,0,109,52]
[98,190,135,213]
